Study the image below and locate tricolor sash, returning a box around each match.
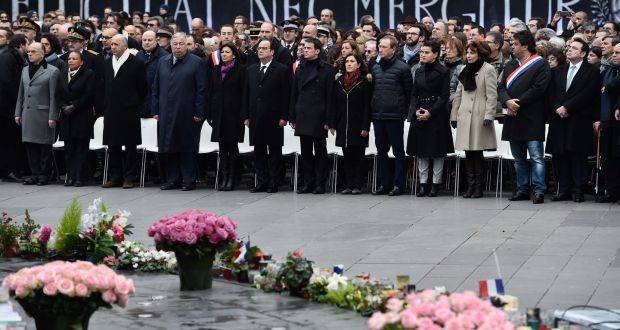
[505,54,544,89]
[292,59,300,73]
[211,50,221,66]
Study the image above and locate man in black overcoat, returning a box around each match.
[290,37,335,194]
[499,30,551,204]
[243,39,291,193]
[102,34,147,189]
[547,39,601,203]
[246,22,292,68]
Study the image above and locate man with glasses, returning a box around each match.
[397,23,426,67]
[602,22,619,37]
[233,16,248,34]
[581,22,597,44]
[146,17,162,33]
[247,22,291,67]
[527,17,545,35]
[364,39,377,63]
[485,31,505,75]
[281,20,299,58]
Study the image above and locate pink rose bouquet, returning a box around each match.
[368,290,515,330]
[2,261,135,327]
[148,210,238,253]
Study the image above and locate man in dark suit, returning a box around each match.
[243,39,291,193]
[547,39,601,203]
[136,30,167,117]
[101,34,147,189]
[246,22,292,68]
[499,30,551,204]
[290,37,335,194]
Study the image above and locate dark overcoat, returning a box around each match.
[242,61,291,146]
[59,67,95,140]
[290,60,335,138]
[546,62,601,155]
[102,54,147,146]
[499,56,551,142]
[407,61,455,158]
[329,74,372,148]
[206,61,246,143]
[136,46,168,117]
[152,53,206,153]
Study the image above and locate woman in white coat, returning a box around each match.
[450,41,498,198]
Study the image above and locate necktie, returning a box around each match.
[260,65,266,78]
[566,65,577,91]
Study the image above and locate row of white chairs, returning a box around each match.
[52,117,550,196]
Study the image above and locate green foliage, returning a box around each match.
[325,283,356,308]
[84,233,115,264]
[18,210,39,240]
[307,278,329,303]
[54,198,82,256]
[0,213,19,256]
[276,252,314,296]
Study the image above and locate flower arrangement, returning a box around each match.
[253,261,282,292]
[367,290,515,330]
[104,241,176,273]
[308,273,388,316]
[2,261,135,329]
[54,198,134,263]
[274,250,314,297]
[0,210,52,258]
[216,240,264,282]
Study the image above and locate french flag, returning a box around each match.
[234,241,250,264]
[211,50,221,66]
[478,279,505,298]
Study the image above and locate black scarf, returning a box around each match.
[458,59,484,91]
[379,55,395,70]
[28,60,47,79]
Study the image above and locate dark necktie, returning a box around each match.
[260,65,266,79]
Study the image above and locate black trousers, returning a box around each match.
[254,143,282,186]
[603,156,620,197]
[342,146,365,189]
[165,152,197,185]
[552,152,587,194]
[64,138,89,182]
[0,118,27,176]
[24,142,52,181]
[300,135,328,188]
[219,142,239,171]
[107,145,138,183]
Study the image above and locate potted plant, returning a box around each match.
[0,211,20,257]
[2,260,135,330]
[276,250,314,297]
[148,210,238,290]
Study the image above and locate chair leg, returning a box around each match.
[372,155,377,193]
[333,156,338,194]
[294,153,298,192]
[102,149,109,185]
[214,153,220,190]
[140,151,147,188]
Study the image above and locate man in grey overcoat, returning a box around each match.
[14,42,60,185]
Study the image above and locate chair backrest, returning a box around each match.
[90,117,105,149]
[140,118,158,150]
[282,125,300,154]
[239,126,253,154]
[199,121,218,153]
[494,122,511,157]
[403,121,410,152]
[326,129,338,155]
[366,123,377,156]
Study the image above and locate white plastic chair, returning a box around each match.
[198,121,220,189]
[326,130,339,193]
[366,123,378,192]
[89,117,108,184]
[138,118,158,187]
[447,127,466,197]
[282,125,300,191]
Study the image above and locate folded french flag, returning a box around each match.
[479,279,505,298]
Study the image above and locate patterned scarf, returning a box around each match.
[220,60,236,80]
[343,69,360,92]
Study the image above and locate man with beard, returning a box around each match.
[397,23,427,67]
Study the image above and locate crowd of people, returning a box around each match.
[0,5,619,204]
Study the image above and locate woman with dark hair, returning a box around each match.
[40,33,67,73]
[206,42,246,191]
[132,11,143,26]
[450,41,498,198]
[443,36,465,110]
[329,53,372,194]
[588,46,603,71]
[333,39,360,70]
[407,40,454,197]
[547,47,566,70]
[59,51,95,186]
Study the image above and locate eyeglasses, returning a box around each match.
[147,23,157,27]
[365,50,373,53]
[362,30,373,33]
[405,32,419,36]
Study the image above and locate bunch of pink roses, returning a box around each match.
[2,260,135,308]
[147,210,238,247]
[368,290,514,330]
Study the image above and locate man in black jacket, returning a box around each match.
[246,22,292,68]
[547,39,601,203]
[499,30,551,204]
[290,37,334,194]
[243,39,291,193]
[136,30,167,118]
[371,35,413,196]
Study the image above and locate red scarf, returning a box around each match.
[343,69,360,92]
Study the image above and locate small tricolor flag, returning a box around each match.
[211,50,221,66]
[234,241,250,264]
[478,279,505,298]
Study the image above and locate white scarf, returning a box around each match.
[112,49,130,77]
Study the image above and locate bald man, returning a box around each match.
[137,30,168,117]
[15,42,60,185]
[102,34,147,189]
[191,18,205,37]
[246,22,292,67]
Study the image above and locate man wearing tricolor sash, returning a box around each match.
[499,30,551,204]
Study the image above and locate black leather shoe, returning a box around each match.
[267,185,279,193]
[428,184,439,197]
[23,178,37,185]
[160,182,180,190]
[416,184,428,197]
[312,186,325,194]
[573,192,585,203]
[181,184,196,191]
[388,187,402,196]
[74,181,84,187]
[596,194,618,203]
[297,185,315,194]
[36,180,48,186]
[64,180,75,187]
[3,172,22,182]
[552,192,572,202]
[250,185,269,193]
[532,193,545,204]
[509,192,530,201]
[351,188,362,195]
[372,186,388,195]
[340,188,352,195]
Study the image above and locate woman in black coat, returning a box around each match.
[40,33,68,74]
[59,51,95,186]
[329,53,372,194]
[407,40,454,197]
[206,43,246,191]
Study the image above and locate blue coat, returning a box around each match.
[152,53,206,153]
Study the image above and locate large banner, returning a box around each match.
[1,0,617,32]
